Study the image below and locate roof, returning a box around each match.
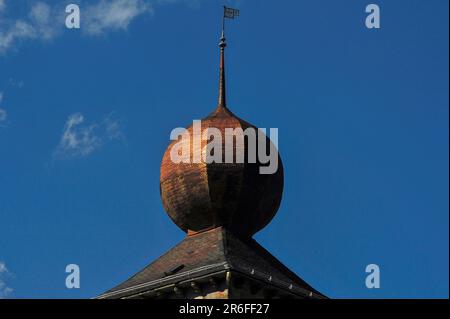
[98,227,325,299]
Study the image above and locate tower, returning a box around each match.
[97,8,325,300]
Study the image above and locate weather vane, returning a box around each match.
[220,6,240,45]
[217,6,239,107]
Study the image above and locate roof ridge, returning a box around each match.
[221,227,232,267]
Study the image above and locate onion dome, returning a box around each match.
[160,30,284,238]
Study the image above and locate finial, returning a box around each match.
[217,6,239,109]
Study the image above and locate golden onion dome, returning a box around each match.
[160,32,283,238]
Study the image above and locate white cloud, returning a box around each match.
[0,1,64,53]
[0,19,37,54]
[28,2,60,40]
[84,0,153,35]
[0,261,13,299]
[0,83,24,126]
[8,78,24,88]
[0,108,5,122]
[0,0,200,54]
[0,1,63,54]
[54,112,123,159]
[0,92,7,124]
[56,113,100,157]
[104,112,124,140]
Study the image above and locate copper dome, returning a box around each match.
[159,32,284,238]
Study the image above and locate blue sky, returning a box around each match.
[0,0,448,299]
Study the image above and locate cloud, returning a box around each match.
[0,109,8,124]
[55,113,101,158]
[0,19,37,54]
[54,112,124,159]
[0,92,7,124]
[84,0,153,36]
[0,82,24,126]
[28,2,60,40]
[1,0,198,54]
[8,78,24,88]
[0,0,149,54]
[0,1,64,54]
[0,261,13,299]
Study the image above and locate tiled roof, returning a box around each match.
[98,227,324,299]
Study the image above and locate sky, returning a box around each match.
[0,0,448,299]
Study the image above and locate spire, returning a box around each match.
[217,13,227,109]
[217,6,239,109]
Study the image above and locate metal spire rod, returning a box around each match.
[218,7,227,108]
[221,6,226,38]
[217,6,239,109]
